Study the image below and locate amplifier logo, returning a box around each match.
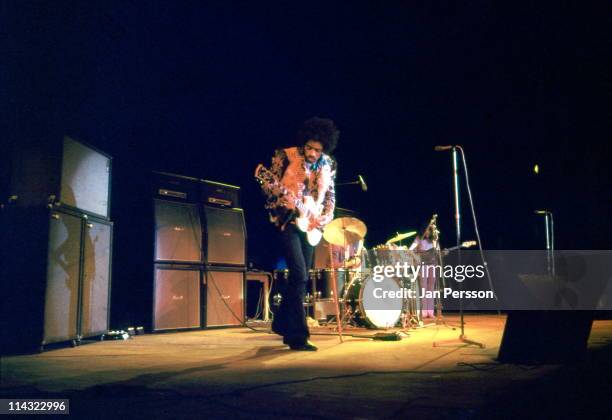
[159,189,187,199]
[208,197,232,206]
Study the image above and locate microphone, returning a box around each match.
[434,145,453,151]
[358,175,368,192]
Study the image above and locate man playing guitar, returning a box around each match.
[257,117,339,351]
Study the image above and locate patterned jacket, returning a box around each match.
[261,146,336,230]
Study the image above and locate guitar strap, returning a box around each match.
[281,147,309,199]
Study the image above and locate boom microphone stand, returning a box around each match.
[335,175,368,191]
[433,145,485,348]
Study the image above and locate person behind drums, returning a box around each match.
[330,239,364,269]
[259,117,339,351]
[409,226,436,319]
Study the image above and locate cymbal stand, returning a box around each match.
[336,233,361,333]
[327,244,343,342]
[401,273,421,329]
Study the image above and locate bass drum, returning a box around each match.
[343,275,403,329]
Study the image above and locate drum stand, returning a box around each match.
[339,272,360,327]
[328,248,369,333]
[401,276,422,329]
[319,217,368,341]
[327,245,344,342]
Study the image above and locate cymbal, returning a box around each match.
[385,231,417,244]
[323,217,367,246]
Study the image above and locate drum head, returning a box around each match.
[359,276,403,329]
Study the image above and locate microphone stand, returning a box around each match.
[545,212,552,277]
[550,212,555,278]
[433,146,485,348]
[336,175,367,191]
[335,180,360,187]
[536,210,555,278]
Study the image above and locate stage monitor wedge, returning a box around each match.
[498,311,594,364]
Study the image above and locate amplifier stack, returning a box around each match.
[151,172,246,331]
[2,136,113,353]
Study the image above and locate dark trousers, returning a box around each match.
[272,224,314,345]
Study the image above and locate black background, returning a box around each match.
[4,1,611,272]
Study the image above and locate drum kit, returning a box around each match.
[270,216,436,331]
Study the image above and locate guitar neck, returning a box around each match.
[444,241,476,253]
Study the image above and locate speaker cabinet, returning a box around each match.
[43,210,82,344]
[154,199,202,263]
[60,137,111,218]
[202,206,246,266]
[1,206,113,353]
[10,135,111,218]
[153,265,201,331]
[80,219,112,337]
[204,269,245,327]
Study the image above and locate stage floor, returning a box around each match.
[2,314,612,419]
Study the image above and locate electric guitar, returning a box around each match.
[442,240,477,255]
[418,240,478,262]
[254,164,324,246]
